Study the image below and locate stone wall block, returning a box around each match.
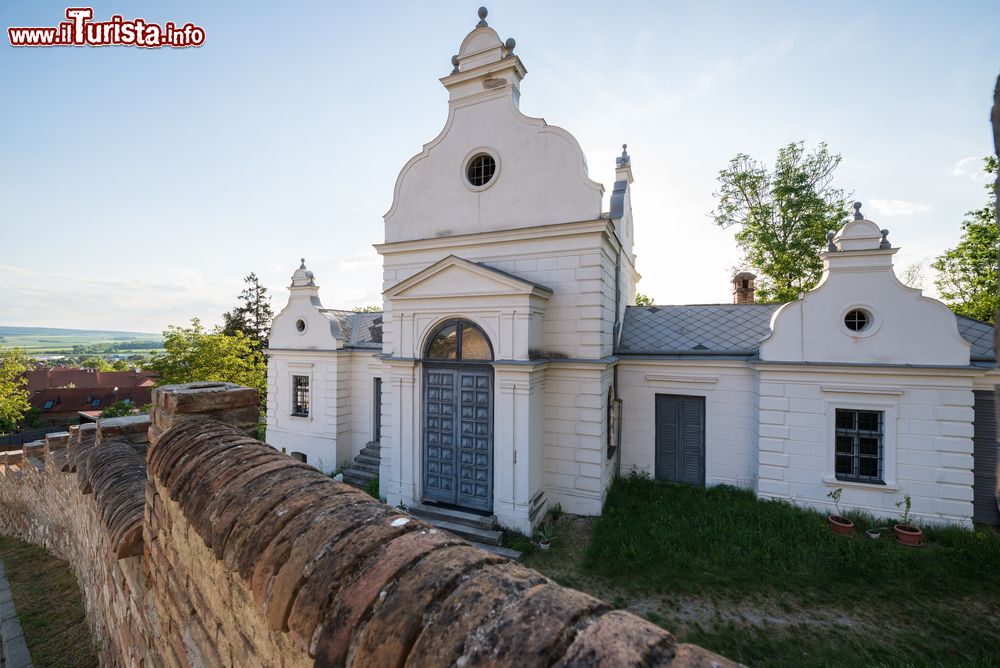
[349,544,504,667]
[262,503,407,632]
[553,610,677,666]
[306,527,462,661]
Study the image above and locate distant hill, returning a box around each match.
[0,326,159,339]
[0,326,163,355]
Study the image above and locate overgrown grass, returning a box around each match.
[585,474,1000,604]
[0,535,98,667]
[525,474,1000,667]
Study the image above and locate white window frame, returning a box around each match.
[822,397,898,491]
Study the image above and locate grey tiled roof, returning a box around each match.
[349,311,383,349]
[618,305,996,363]
[618,304,780,356]
[319,310,384,350]
[957,316,995,362]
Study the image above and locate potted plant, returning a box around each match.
[535,523,554,550]
[826,488,854,535]
[894,495,922,546]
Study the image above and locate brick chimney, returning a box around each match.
[732,272,756,304]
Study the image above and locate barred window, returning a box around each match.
[292,375,310,417]
[835,409,883,483]
[466,154,496,187]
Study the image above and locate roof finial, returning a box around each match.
[616,143,630,167]
[477,6,488,27]
[299,258,306,268]
[504,37,516,54]
[826,231,837,252]
[879,229,891,249]
[853,201,863,220]
[451,54,459,74]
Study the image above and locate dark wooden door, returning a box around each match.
[423,367,492,511]
[655,394,706,486]
[973,390,999,526]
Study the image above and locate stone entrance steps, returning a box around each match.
[407,502,522,561]
[342,442,380,489]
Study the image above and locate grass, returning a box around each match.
[0,535,98,667]
[524,474,1000,667]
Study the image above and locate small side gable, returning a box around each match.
[383,255,553,300]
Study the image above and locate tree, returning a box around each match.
[353,305,382,313]
[900,262,926,290]
[100,400,137,418]
[635,293,655,306]
[111,359,130,371]
[0,348,32,434]
[148,318,267,407]
[222,273,274,347]
[932,156,999,324]
[80,356,112,371]
[712,142,849,303]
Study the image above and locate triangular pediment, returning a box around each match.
[384,255,552,299]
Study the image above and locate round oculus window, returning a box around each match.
[466,153,496,187]
[844,309,870,332]
[295,319,306,333]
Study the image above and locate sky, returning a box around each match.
[1,0,998,333]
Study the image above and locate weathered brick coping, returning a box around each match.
[0,381,737,667]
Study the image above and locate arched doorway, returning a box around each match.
[422,319,494,512]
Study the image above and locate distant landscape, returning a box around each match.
[0,326,163,361]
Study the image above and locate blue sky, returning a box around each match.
[1,1,998,333]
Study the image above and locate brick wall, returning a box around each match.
[0,382,734,667]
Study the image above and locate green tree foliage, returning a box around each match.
[148,319,266,406]
[222,273,274,347]
[931,156,999,324]
[635,293,655,306]
[713,142,849,303]
[80,356,112,371]
[0,348,32,434]
[111,359,130,371]
[100,400,137,418]
[353,305,382,313]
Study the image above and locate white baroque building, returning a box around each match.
[267,9,999,534]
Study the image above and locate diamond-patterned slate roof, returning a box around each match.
[618,305,995,363]
[957,315,995,362]
[319,310,383,349]
[618,304,781,356]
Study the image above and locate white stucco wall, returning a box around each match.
[618,359,759,488]
[755,366,980,526]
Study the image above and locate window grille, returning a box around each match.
[292,375,310,417]
[835,409,884,483]
[467,154,496,186]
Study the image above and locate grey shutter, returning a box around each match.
[973,390,999,525]
[680,397,705,485]
[655,395,705,486]
[655,396,680,482]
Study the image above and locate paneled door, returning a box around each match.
[423,367,492,511]
[654,394,706,486]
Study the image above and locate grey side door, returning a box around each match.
[655,394,706,486]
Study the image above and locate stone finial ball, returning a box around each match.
[505,37,515,51]
[451,55,459,66]
[826,231,835,241]
[479,7,488,20]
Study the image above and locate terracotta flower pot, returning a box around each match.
[894,523,923,546]
[828,515,854,535]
